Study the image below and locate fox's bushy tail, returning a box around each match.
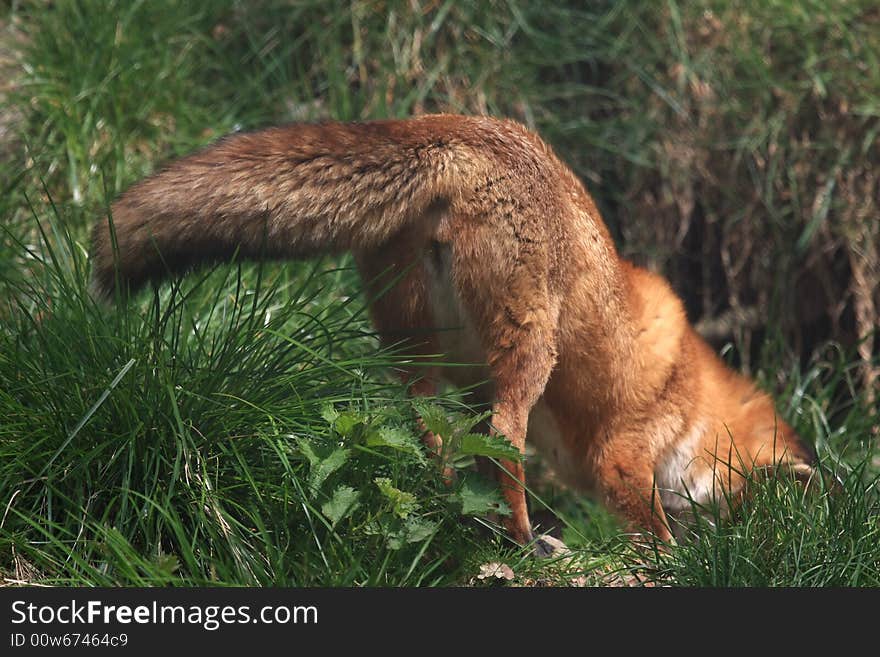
[89,115,496,300]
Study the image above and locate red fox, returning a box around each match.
[90,114,815,550]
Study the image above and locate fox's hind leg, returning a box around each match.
[450,224,560,550]
[354,231,447,469]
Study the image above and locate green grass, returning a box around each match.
[1,1,877,587]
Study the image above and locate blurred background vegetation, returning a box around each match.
[0,1,877,585]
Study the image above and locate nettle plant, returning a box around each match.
[297,401,518,552]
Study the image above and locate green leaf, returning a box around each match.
[295,437,350,495]
[294,436,322,469]
[365,425,426,464]
[412,401,454,438]
[152,553,180,578]
[458,433,521,460]
[309,447,350,493]
[321,485,360,527]
[320,403,339,425]
[375,477,419,518]
[386,518,439,550]
[455,474,511,517]
[333,410,363,438]
[448,453,476,470]
[452,410,492,435]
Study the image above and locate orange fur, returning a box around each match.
[90,115,815,547]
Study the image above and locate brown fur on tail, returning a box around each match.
[89,116,489,298]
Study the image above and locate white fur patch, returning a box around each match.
[654,420,717,513]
